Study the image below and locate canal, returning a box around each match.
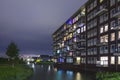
[30,64,95,80]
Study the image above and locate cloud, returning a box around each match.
[0,0,87,56]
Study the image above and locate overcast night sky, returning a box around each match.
[0,0,87,56]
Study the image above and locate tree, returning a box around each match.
[6,42,19,60]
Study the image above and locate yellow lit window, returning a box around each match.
[111,33,115,41]
[64,37,66,41]
[69,33,72,38]
[100,0,103,3]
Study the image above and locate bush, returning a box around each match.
[0,64,33,80]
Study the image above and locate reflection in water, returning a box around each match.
[41,65,43,68]
[48,65,51,71]
[30,65,94,80]
[54,67,57,72]
[56,70,63,80]
[75,72,81,80]
[32,63,35,68]
[66,71,73,80]
[27,61,30,65]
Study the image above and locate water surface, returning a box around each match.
[30,64,95,80]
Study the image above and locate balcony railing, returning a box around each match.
[96,8,108,16]
[113,11,120,18]
[74,46,86,50]
[76,39,86,42]
[97,42,108,46]
[111,24,120,30]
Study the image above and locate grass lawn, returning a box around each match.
[0,64,33,80]
[96,72,120,80]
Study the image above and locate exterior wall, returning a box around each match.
[53,0,120,71]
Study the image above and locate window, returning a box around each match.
[100,0,103,3]
[100,35,108,43]
[118,31,120,39]
[100,26,104,33]
[110,8,116,18]
[110,0,115,6]
[110,20,116,29]
[111,33,115,41]
[100,46,108,54]
[118,44,120,52]
[83,26,86,31]
[104,25,108,32]
[118,56,120,64]
[104,46,108,53]
[77,28,80,34]
[100,13,108,23]
[100,47,104,54]
[100,56,108,67]
[111,56,115,64]
[100,24,108,33]
[94,48,97,55]
[81,27,84,33]
[110,44,116,53]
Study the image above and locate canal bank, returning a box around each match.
[54,63,97,72]
[53,63,120,72]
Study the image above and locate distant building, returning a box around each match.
[40,55,51,62]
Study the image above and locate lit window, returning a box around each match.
[74,38,77,42]
[99,0,103,3]
[84,26,86,31]
[118,31,120,39]
[100,56,108,67]
[66,57,73,63]
[64,25,66,30]
[100,35,108,43]
[118,56,120,64]
[73,24,77,30]
[77,28,80,33]
[64,37,67,41]
[111,56,115,64]
[111,33,115,41]
[100,26,104,33]
[104,25,108,32]
[76,57,81,64]
[81,27,84,33]
[69,33,72,38]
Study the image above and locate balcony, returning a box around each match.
[69,43,74,46]
[69,30,73,33]
[111,24,120,30]
[75,46,85,50]
[78,13,85,18]
[69,49,74,52]
[96,8,108,16]
[113,11,120,18]
[97,42,108,46]
[76,39,86,43]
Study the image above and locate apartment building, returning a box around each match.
[52,0,120,71]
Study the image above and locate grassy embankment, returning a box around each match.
[96,72,120,80]
[0,64,33,80]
